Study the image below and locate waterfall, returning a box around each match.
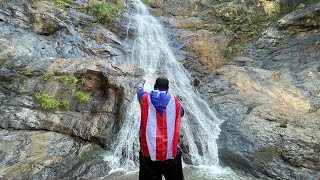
[104,0,226,175]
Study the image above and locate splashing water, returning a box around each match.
[104,0,234,178]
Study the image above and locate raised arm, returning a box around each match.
[137,80,147,104]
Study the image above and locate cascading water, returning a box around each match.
[104,0,236,178]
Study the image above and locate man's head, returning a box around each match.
[154,77,169,90]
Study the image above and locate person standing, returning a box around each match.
[137,77,185,180]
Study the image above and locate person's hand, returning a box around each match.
[138,78,146,89]
[140,78,146,84]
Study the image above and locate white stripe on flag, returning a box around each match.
[146,96,157,161]
[166,96,176,159]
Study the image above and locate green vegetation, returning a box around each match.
[24,69,33,77]
[142,0,150,6]
[210,1,279,59]
[82,0,123,25]
[37,73,91,109]
[58,75,78,87]
[53,0,74,9]
[41,72,78,87]
[21,84,28,89]
[41,72,55,82]
[74,91,90,103]
[35,93,73,110]
[35,93,61,110]
[212,2,274,37]
[60,100,71,110]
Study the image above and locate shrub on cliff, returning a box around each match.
[212,2,271,38]
[53,0,74,9]
[35,93,61,110]
[74,91,90,103]
[82,0,123,25]
[211,1,278,59]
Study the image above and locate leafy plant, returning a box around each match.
[53,0,74,9]
[58,75,78,87]
[35,93,61,110]
[60,100,71,110]
[74,91,90,103]
[35,93,73,110]
[82,0,123,25]
[41,72,55,82]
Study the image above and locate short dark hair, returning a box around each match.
[154,77,169,90]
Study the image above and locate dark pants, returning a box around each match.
[139,151,184,180]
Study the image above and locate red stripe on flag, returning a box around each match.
[141,93,150,157]
[156,111,168,161]
[172,97,181,158]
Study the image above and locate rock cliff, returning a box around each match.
[0,0,142,179]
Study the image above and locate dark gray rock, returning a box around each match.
[278,2,320,30]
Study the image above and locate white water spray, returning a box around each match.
[105,0,225,175]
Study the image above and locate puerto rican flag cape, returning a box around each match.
[140,93,182,161]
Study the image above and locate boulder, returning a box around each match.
[32,1,61,35]
[217,104,320,179]
[278,2,320,31]
[0,129,110,179]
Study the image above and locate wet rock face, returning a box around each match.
[214,4,320,180]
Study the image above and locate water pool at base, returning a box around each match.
[103,166,258,180]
